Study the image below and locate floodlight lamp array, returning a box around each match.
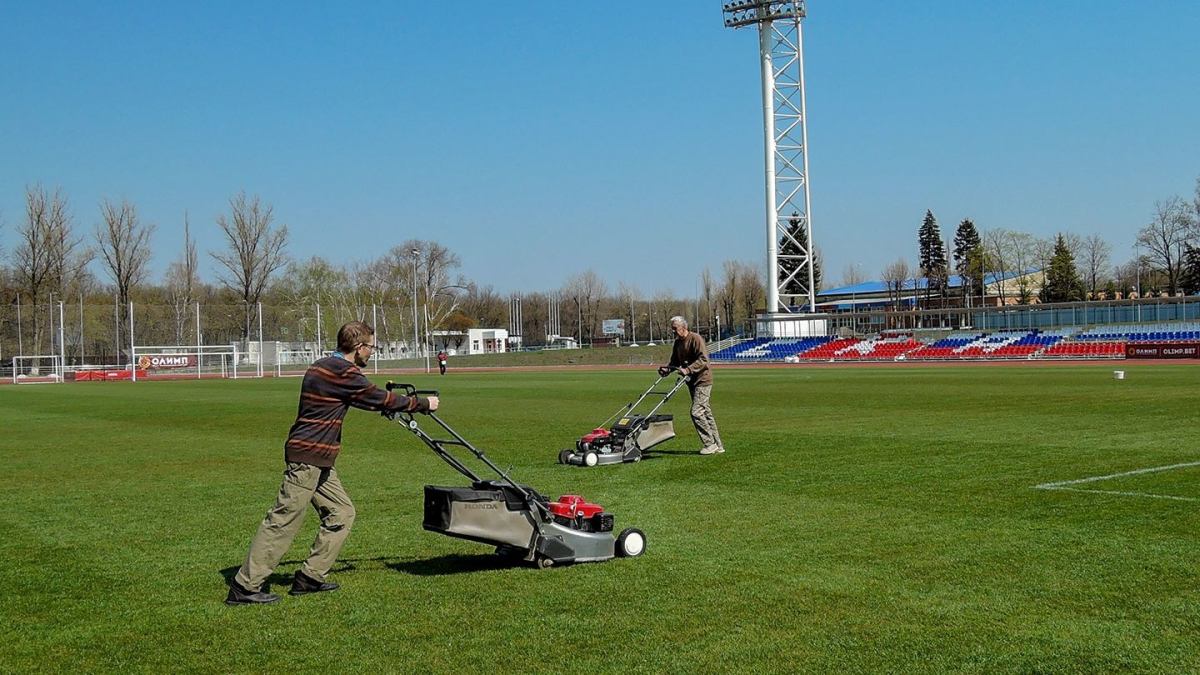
[722,0,805,29]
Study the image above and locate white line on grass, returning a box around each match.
[1037,486,1200,502]
[1034,461,1200,502]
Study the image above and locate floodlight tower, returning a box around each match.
[723,1,815,318]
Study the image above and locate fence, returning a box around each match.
[0,300,434,380]
[795,296,1200,337]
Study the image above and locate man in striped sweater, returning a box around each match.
[226,321,438,605]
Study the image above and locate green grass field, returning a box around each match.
[3,364,1199,673]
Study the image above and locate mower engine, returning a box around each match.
[549,495,614,533]
[576,427,612,453]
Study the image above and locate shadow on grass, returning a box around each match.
[386,553,522,576]
[649,449,701,456]
[219,553,521,588]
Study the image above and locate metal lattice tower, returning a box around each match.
[723,1,815,314]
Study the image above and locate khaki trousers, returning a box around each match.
[690,384,723,451]
[234,462,356,591]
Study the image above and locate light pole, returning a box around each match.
[630,297,636,344]
[411,248,420,360]
[648,301,655,346]
[1135,243,1142,322]
[723,0,816,315]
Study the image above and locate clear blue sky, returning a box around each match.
[3,1,1198,297]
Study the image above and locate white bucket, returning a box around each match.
[1113,370,1125,380]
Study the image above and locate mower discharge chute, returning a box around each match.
[383,382,646,568]
[559,374,690,467]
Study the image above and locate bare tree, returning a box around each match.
[737,261,765,320]
[699,268,714,338]
[616,281,642,341]
[562,269,608,340]
[1078,234,1112,299]
[840,264,868,287]
[981,229,1007,305]
[165,213,199,343]
[13,186,89,353]
[716,260,742,335]
[1113,259,1138,298]
[13,186,55,311]
[649,288,679,342]
[519,291,549,345]
[211,192,289,339]
[95,197,155,353]
[1005,230,1038,304]
[1136,197,1192,294]
[459,281,507,328]
[881,258,911,313]
[415,239,466,331]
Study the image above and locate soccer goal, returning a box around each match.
[131,345,240,380]
[13,355,65,384]
[275,349,317,377]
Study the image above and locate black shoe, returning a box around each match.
[290,570,340,596]
[225,581,281,606]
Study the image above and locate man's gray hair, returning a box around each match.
[669,316,687,330]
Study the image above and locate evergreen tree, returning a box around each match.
[1180,244,1200,295]
[952,218,983,303]
[1039,233,1086,303]
[917,210,948,303]
[779,213,821,304]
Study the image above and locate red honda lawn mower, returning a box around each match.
[559,374,689,467]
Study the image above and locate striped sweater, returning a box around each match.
[284,355,426,467]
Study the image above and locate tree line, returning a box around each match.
[876,176,1200,310]
[0,186,767,359]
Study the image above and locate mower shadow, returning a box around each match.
[386,553,522,577]
[639,449,701,460]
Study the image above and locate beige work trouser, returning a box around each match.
[690,384,723,451]
[234,462,356,591]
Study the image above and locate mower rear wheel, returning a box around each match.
[558,448,573,465]
[583,451,599,467]
[616,527,646,557]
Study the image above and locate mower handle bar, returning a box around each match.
[598,373,690,429]
[381,382,546,514]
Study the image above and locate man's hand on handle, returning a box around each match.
[424,396,439,412]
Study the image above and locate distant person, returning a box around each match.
[437,350,448,375]
[226,321,438,605]
[658,316,724,456]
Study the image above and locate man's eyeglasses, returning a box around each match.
[358,342,377,351]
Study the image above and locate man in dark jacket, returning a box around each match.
[658,316,724,456]
[226,321,438,605]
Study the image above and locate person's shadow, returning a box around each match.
[218,553,524,589]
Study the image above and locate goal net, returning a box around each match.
[13,355,64,384]
[130,345,240,380]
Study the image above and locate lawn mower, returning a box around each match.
[558,373,690,467]
[382,382,646,568]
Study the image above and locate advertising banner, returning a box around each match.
[602,319,626,336]
[1125,343,1200,359]
[137,354,198,369]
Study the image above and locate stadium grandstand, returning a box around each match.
[710,322,1200,363]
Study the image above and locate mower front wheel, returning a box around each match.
[616,527,647,557]
[536,556,555,570]
[558,448,573,465]
[583,451,599,467]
